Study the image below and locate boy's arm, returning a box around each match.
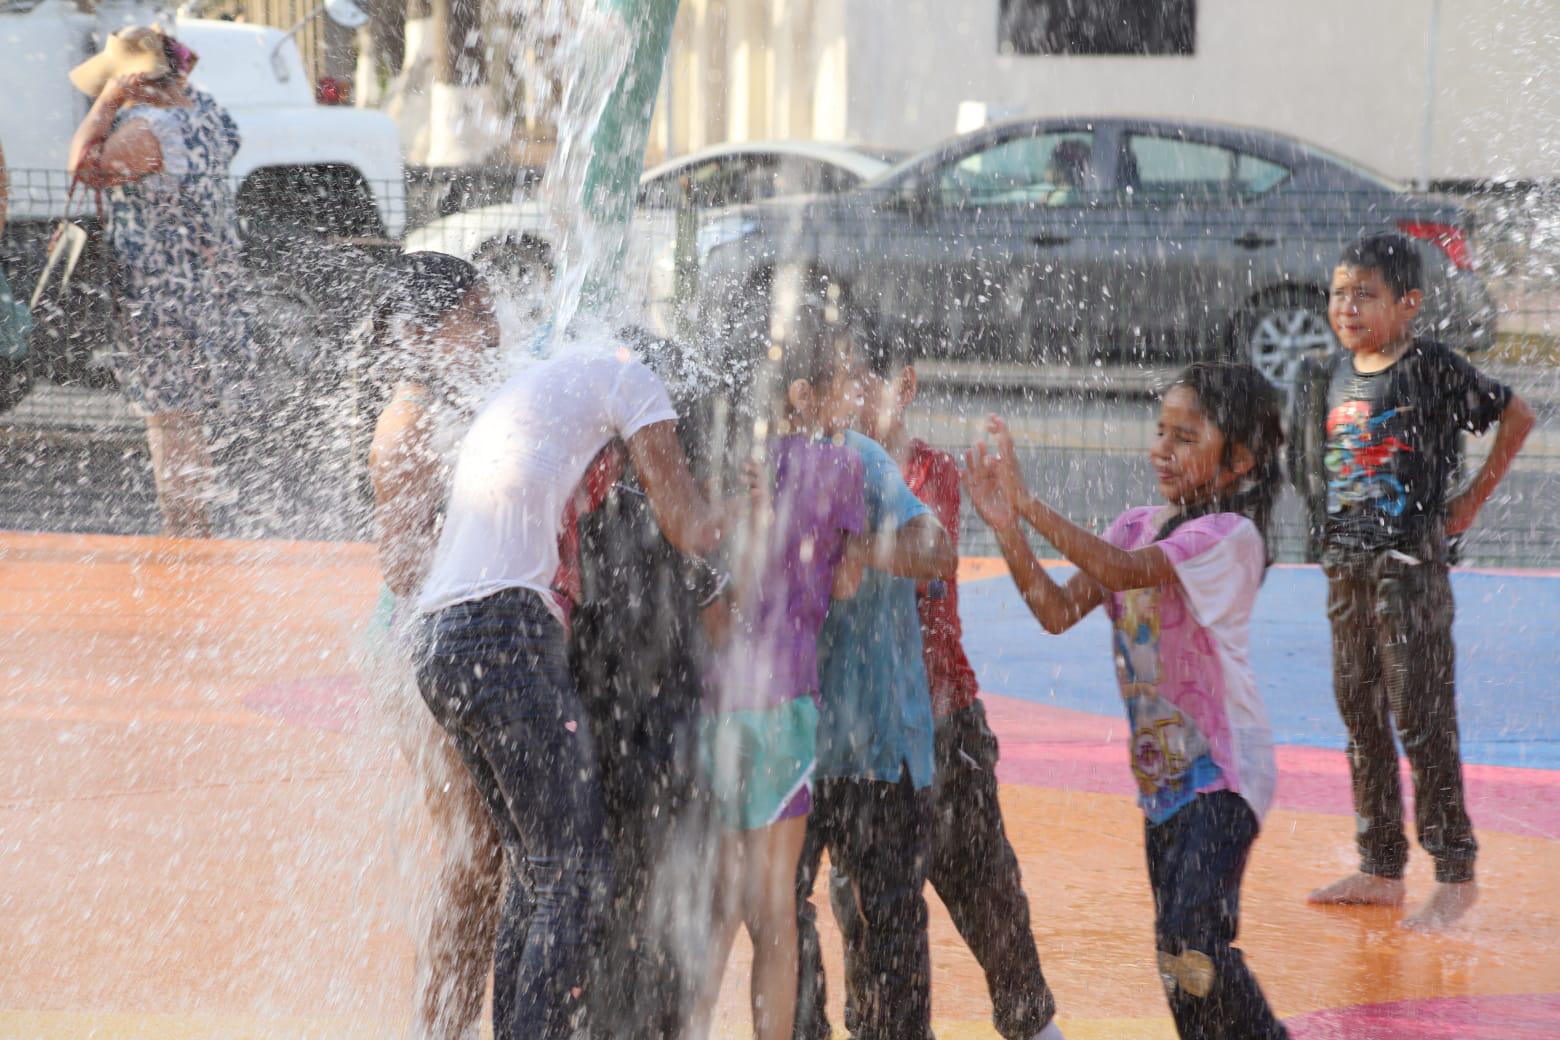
[1446,393,1536,536]
[864,513,957,581]
[832,535,868,599]
[1286,355,1322,496]
[369,397,441,598]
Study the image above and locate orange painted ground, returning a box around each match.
[2,533,1556,1039]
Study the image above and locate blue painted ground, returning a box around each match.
[960,565,1560,770]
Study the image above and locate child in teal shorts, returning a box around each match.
[691,312,869,1040]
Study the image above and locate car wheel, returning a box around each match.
[1239,290,1333,393]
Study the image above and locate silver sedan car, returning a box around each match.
[404,140,903,334]
[700,117,1496,389]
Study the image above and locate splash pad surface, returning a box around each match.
[2,531,1556,1038]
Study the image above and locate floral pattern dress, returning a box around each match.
[105,88,254,414]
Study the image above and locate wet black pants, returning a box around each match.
[1148,792,1288,1040]
[794,770,932,1040]
[821,703,1057,1039]
[925,701,1058,1038]
[1325,552,1477,883]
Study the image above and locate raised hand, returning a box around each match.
[105,72,163,107]
[981,414,1027,506]
[964,443,1017,532]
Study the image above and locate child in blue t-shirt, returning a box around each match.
[792,336,958,1040]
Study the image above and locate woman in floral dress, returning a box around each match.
[68,26,253,536]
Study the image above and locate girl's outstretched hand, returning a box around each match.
[964,443,1017,532]
[980,414,1027,506]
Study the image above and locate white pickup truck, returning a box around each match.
[1,0,403,237]
[0,0,404,400]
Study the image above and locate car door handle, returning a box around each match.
[1233,231,1276,249]
[1030,234,1072,247]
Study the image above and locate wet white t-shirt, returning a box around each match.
[415,348,678,622]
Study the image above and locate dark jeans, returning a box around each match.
[822,703,1057,1039]
[1325,550,1477,884]
[417,588,612,1040]
[795,770,932,1040]
[928,702,1057,1038]
[1148,792,1288,1040]
[572,603,708,1040]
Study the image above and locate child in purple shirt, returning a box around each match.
[692,316,868,1040]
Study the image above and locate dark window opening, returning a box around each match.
[999,0,1196,56]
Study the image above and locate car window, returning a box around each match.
[637,169,683,209]
[711,155,780,206]
[816,163,863,194]
[766,157,843,198]
[1236,153,1290,194]
[639,157,765,210]
[934,131,1094,207]
[1122,134,1290,204]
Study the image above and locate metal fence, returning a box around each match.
[2,169,1555,564]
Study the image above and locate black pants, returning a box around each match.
[1148,792,1288,1040]
[570,602,708,1040]
[821,703,1057,1039]
[1325,551,1477,884]
[417,589,612,1040]
[928,702,1057,1037]
[795,770,933,1040]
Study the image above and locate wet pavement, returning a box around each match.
[3,533,1556,1038]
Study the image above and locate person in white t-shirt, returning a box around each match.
[965,362,1291,1040]
[413,331,734,1040]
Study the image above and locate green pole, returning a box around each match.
[578,0,681,315]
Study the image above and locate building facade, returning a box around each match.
[647,0,1560,184]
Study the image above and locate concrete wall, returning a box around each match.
[842,0,1559,182]
[651,0,1559,182]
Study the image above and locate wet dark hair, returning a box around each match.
[366,251,487,382]
[770,303,860,423]
[861,317,914,379]
[1338,232,1423,299]
[1155,361,1286,562]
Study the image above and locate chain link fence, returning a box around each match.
[1,169,1554,564]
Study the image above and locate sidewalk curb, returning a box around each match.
[916,359,1559,405]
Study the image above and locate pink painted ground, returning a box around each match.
[982,693,1560,840]
[1287,993,1560,1039]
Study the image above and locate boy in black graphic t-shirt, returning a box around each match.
[1295,233,1534,931]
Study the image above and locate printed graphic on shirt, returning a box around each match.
[1112,587,1222,821]
[1325,399,1415,519]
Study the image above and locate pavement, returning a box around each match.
[2,533,1556,1039]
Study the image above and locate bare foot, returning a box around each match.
[1401,881,1478,931]
[1306,872,1406,906]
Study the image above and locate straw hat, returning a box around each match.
[69,27,171,97]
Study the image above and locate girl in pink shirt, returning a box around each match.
[965,362,1290,1040]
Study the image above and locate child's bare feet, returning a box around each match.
[1306,872,1406,906]
[1401,881,1478,931]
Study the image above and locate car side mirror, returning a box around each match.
[324,0,370,28]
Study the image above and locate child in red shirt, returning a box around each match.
[836,343,1065,1040]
